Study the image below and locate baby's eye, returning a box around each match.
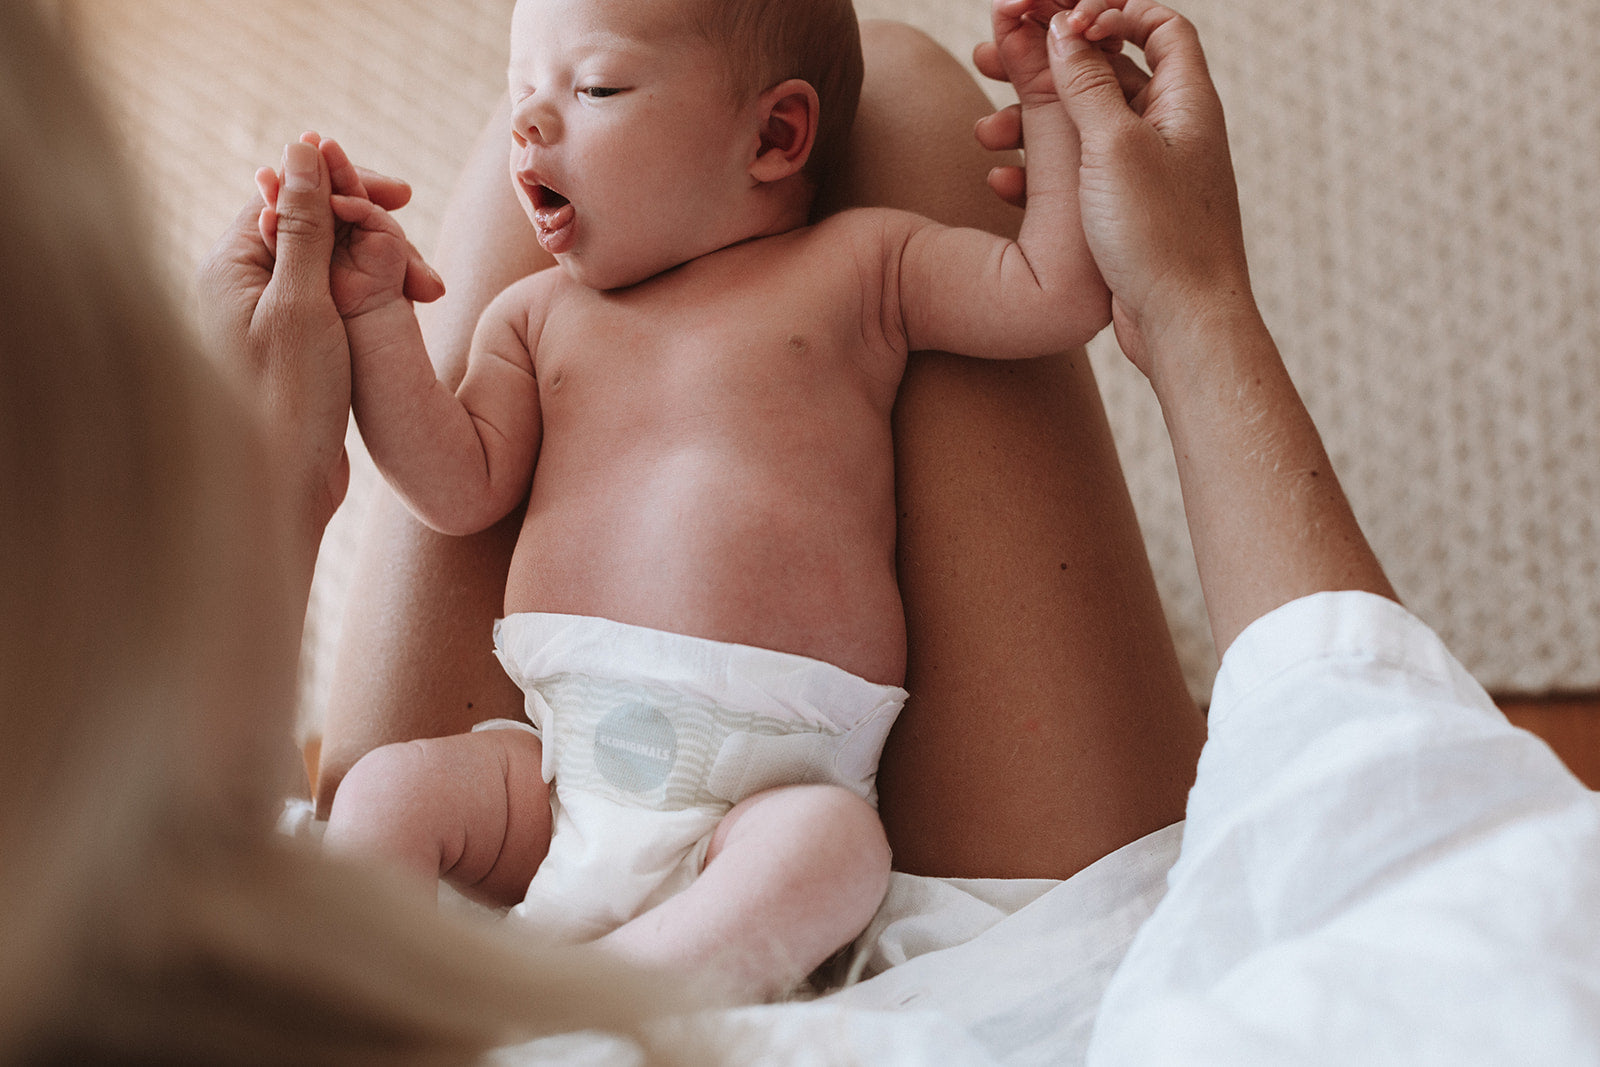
[580,86,624,99]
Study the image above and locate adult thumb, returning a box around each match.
[1047,12,1134,139]
[269,140,335,298]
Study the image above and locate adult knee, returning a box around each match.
[859,18,948,72]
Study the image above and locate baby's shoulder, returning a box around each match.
[498,264,567,306]
[808,205,921,246]
[796,208,928,283]
[483,264,568,323]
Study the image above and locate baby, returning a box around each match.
[316,0,1114,999]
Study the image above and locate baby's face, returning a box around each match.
[508,0,757,290]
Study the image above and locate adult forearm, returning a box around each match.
[1151,301,1396,655]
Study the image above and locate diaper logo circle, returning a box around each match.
[593,703,677,793]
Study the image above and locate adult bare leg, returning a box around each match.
[840,22,1205,878]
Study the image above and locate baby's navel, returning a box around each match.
[786,334,809,352]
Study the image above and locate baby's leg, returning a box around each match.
[596,784,891,1002]
[324,728,551,909]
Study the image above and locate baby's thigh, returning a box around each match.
[334,728,552,907]
[707,784,892,911]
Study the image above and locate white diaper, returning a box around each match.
[478,612,908,944]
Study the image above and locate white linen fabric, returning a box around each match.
[1088,591,1600,1064]
[497,590,1600,1064]
[299,590,1600,1064]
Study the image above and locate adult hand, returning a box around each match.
[195,137,442,542]
[979,1,1397,651]
[976,0,1253,378]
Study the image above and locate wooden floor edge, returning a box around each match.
[1495,694,1600,790]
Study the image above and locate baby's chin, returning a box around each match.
[554,247,684,293]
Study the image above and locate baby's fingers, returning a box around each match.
[319,138,370,200]
[322,137,416,212]
[974,40,1009,83]
[329,193,385,228]
[976,103,1024,153]
[402,239,447,304]
[1065,0,1109,34]
[986,164,1026,209]
[359,169,414,212]
[255,165,281,255]
[330,194,439,302]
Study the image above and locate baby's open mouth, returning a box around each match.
[532,183,569,212]
[528,182,576,253]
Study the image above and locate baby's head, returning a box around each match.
[508,0,863,290]
[687,0,864,191]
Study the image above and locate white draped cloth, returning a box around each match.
[490,590,1600,1063]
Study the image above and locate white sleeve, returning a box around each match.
[1088,591,1600,1065]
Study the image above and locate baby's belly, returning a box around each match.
[502,447,906,687]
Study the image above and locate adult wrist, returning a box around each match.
[1141,288,1272,401]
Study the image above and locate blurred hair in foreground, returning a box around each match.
[0,1,689,1060]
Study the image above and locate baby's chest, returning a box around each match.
[535,276,899,414]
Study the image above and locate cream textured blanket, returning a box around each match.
[67,0,1600,726]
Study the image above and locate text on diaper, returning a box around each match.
[593,703,678,793]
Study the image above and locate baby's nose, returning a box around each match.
[511,92,560,146]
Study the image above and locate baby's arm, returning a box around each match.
[889,0,1115,358]
[332,195,545,536]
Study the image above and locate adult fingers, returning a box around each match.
[255,166,280,255]
[196,195,275,319]
[1122,2,1227,134]
[1109,52,1153,107]
[268,140,336,302]
[1045,11,1140,138]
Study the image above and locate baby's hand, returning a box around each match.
[990,0,1128,107]
[326,191,416,319]
[255,133,443,316]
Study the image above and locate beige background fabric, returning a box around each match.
[65,0,1600,729]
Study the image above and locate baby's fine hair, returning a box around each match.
[691,0,864,189]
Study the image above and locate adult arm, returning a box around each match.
[837,21,1206,877]
[1022,1,1396,655]
[196,142,348,594]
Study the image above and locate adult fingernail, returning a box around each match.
[284,141,318,192]
[1050,11,1087,54]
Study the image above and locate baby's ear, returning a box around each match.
[750,78,819,184]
